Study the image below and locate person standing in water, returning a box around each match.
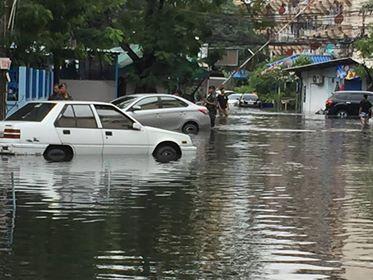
[359,94,372,127]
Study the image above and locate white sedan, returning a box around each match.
[0,101,196,162]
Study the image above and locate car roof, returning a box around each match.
[119,93,177,98]
[112,93,188,102]
[334,91,373,94]
[26,100,115,106]
[242,93,257,96]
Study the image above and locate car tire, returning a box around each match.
[43,146,73,162]
[154,145,180,163]
[336,110,348,119]
[182,122,199,135]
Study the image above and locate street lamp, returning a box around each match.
[242,0,253,13]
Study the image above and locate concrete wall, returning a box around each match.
[301,68,337,114]
[124,83,166,95]
[60,79,116,102]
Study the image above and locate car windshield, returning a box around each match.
[228,94,241,100]
[6,103,55,122]
[112,96,138,109]
[243,94,257,101]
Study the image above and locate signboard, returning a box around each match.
[0,58,11,70]
[215,49,239,67]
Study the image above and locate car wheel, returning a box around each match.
[336,110,348,119]
[182,122,199,134]
[154,145,180,163]
[43,146,73,162]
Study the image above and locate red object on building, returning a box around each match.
[335,13,344,24]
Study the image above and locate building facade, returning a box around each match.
[236,0,372,57]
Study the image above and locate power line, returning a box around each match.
[222,0,318,85]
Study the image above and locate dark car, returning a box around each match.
[239,93,262,108]
[325,91,373,118]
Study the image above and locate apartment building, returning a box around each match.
[236,0,372,57]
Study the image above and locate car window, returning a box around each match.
[55,105,98,128]
[134,97,160,110]
[112,96,138,109]
[55,105,76,127]
[6,103,55,122]
[160,96,188,108]
[334,92,349,99]
[243,95,257,101]
[73,105,97,128]
[95,104,134,130]
[228,94,241,100]
[348,94,364,101]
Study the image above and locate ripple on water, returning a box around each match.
[1,113,373,279]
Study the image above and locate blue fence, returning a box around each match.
[7,66,54,116]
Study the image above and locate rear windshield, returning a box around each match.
[112,96,138,109]
[6,103,55,122]
[228,94,241,100]
[243,94,257,101]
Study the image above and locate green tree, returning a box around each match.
[9,0,262,91]
[11,0,124,81]
[234,58,298,106]
[117,0,232,92]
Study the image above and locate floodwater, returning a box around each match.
[1,109,373,280]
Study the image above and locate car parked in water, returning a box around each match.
[325,91,373,118]
[227,93,242,107]
[111,94,210,134]
[238,93,262,108]
[0,101,196,162]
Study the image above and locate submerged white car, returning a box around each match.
[0,101,196,162]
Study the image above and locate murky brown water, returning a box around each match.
[1,109,373,279]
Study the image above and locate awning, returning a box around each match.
[116,45,143,68]
[267,54,333,69]
[232,69,248,80]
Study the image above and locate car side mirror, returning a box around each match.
[131,105,141,111]
[132,122,142,131]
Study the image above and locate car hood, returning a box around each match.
[144,126,193,143]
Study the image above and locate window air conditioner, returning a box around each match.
[313,75,324,85]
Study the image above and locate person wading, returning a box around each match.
[203,85,218,128]
[359,94,372,127]
[217,87,229,117]
[58,83,73,100]
[48,84,62,100]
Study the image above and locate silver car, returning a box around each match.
[111,94,210,134]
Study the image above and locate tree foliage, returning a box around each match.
[11,0,124,73]
[234,58,298,102]
[5,0,262,90]
[117,0,234,91]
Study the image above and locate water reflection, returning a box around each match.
[1,110,373,279]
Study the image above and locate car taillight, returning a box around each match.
[326,99,333,106]
[2,128,21,139]
[198,108,209,115]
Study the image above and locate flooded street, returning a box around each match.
[1,109,373,280]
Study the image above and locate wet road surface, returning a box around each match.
[1,109,373,279]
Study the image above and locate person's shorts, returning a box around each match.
[360,112,369,118]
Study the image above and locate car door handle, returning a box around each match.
[63,130,70,135]
[105,131,113,136]
[346,102,351,104]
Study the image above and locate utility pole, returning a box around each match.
[0,0,13,120]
